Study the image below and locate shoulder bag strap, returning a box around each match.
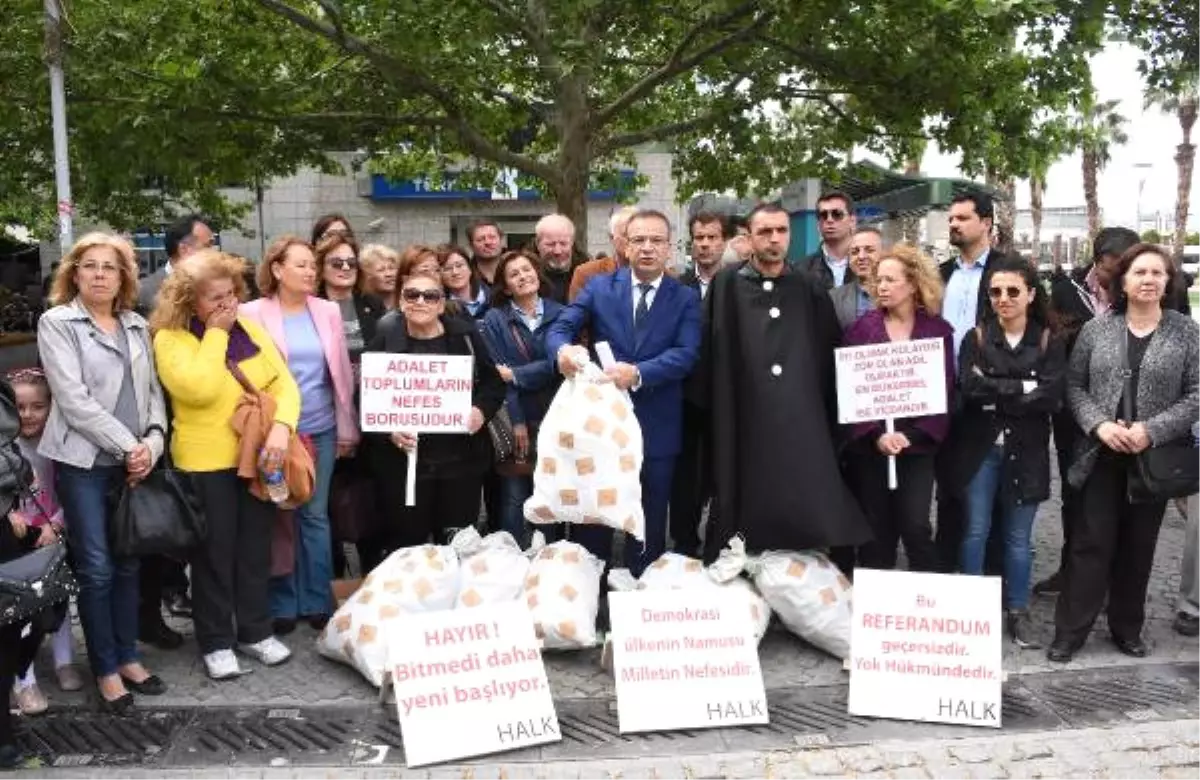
[508,321,533,363]
[1117,321,1134,422]
[1038,324,1050,357]
[226,359,258,395]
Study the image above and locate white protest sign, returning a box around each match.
[835,337,947,489]
[609,589,768,734]
[387,601,560,767]
[360,353,474,433]
[848,569,1002,729]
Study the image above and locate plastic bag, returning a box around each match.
[524,540,605,649]
[524,362,645,540]
[455,530,545,609]
[315,530,473,686]
[746,548,853,659]
[609,550,772,642]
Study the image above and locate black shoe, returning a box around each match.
[139,620,184,650]
[1005,609,1042,650]
[1173,612,1199,637]
[1111,635,1149,658]
[119,673,167,696]
[1046,637,1081,663]
[273,618,297,636]
[306,614,330,631]
[1032,571,1063,596]
[96,692,134,715]
[0,744,27,770]
[163,592,192,618]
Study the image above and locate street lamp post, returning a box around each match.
[1134,162,1153,237]
[44,0,73,249]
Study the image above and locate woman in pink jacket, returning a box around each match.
[241,236,359,634]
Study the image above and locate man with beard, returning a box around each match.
[669,211,729,556]
[534,214,579,304]
[467,219,506,290]
[699,204,871,561]
[795,191,858,289]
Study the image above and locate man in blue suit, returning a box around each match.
[546,209,702,576]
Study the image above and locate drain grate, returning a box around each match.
[167,708,358,767]
[1032,664,1199,723]
[18,710,190,767]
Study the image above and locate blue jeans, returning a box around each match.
[270,428,336,619]
[56,463,140,677]
[960,446,1039,609]
[498,475,532,546]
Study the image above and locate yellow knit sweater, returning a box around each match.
[154,318,300,472]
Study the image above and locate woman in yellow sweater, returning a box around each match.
[151,250,301,681]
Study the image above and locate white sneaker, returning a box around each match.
[239,636,291,667]
[203,649,245,680]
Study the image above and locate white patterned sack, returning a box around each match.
[524,540,605,649]
[524,361,645,540]
[316,531,473,686]
[609,551,772,642]
[455,531,544,609]
[746,549,853,659]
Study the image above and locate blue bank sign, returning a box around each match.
[369,170,636,202]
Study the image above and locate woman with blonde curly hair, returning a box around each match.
[37,232,169,712]
[839,242,955,575]
[152,249,301,680]
[358,244,399,309]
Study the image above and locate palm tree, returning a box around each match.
[1075,98,1129,240]
[1147,83,1198,258]
[1030,173,1046,265]
[986,167,1016,253]
[898,139,927,243]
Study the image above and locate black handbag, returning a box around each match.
[487,406,517,462]
[109,453,206,557]
[0,540,77,628]
[1119,330,1200,502]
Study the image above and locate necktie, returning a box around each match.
[634,282,652,328]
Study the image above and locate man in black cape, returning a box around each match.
[699,203,871,562]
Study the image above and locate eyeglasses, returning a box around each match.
[441,262,470,273]
[401,288,445,304]
[329,256,358,270]
[818,209,847,221]
[627,236,669,247]
[988,286,1024,300]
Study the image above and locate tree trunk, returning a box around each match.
[994,176,1016,254]
[554,73,592,257]
[1172,94,1198,258]
[898,156,922,243]
[1082,150,1100,241]
[1030,176,1044,267]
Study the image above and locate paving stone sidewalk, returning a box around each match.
[29,471,1199,709]
[21,718,1200,778]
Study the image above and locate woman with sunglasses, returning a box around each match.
[316,233,385,372]
[841,243,954,576]
[361,272,505,563]
[954,254,1066,649]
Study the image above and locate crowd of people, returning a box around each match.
[0,191,1195,757]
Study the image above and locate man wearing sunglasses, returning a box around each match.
[794,191,858,290]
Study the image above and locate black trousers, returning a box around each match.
[188,470,274,654]
[1050,412,1082,574]
[846,451,939,572]
[363,470,484,572]
[669,402,709,558]
[1054,451,1167,644]
[138,554,189,622]
[0,619,52,746]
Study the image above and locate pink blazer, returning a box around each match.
[240,295,360,447]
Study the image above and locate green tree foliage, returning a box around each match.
[3,0,1123,241]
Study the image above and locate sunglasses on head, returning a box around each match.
[988,285,1024,300]
[402,288,445,303]
[818,209,846,221]
[329,256,358,270]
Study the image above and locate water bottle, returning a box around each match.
[264,464,289,504]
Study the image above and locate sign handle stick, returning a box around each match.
[405,436,418,507]
[885,418,898,491]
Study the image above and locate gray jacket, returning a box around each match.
[37,298,168,469]
[1067,310,1199,488]
[136,267,168,315]
[829,280,868,331]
